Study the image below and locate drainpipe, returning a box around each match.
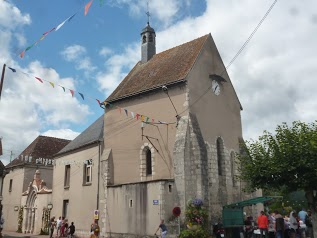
[96,140,102,210]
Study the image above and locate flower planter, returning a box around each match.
[187,224,199,230]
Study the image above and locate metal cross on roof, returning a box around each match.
[146,2,150,25]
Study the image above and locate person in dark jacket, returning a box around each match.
[68,222,75,238]
[275,210,285,238]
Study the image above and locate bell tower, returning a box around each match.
[140,8,156,63]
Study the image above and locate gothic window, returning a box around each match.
[230,152,236,186]
[146,149,152,175]
[149,34,153,42]
[142,35,147,43]
[217,137,224,176]
[83,159,92,185]
[64,164,70,188]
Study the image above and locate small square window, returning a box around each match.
[168,184,172,193]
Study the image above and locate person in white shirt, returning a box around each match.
[289,211,299,238]
[56,216,62,237]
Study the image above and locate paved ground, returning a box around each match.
[2,231,49,238]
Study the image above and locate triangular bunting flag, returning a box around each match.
[84,0,94,16]
[136,114,140,120]
[55,19,67,31]
[49,82,55,88]
[60,86,65,92]
[8,67,16,72]
[96,99,101,105]
[35,77,43,83]
[68,13,77,22]
[124,109,128,116]
[69,89,74,97]
[79,93,84,100]
[141,115,144,121]
[25,45,34,51]
[131,112,134,118]
[146,117,149,122]
[152,119,155,123]
[20,51,25,58]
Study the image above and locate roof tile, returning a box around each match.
[106,34,209,102]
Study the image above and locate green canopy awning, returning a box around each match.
[224,196,279,208]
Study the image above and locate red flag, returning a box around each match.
[96,99,101,105]
[85,0,93,16]
[35,77,43,83]
[69,89,74,97]
[152,119,155,123]
[20,51,25,58]
[136,114,140,120]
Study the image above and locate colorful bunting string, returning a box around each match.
[5,65,103,107]
[19,0,95,59]
[5,64,176,124]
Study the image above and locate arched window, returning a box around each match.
[230,152,236,186]
[217,137,224,176]
[146,149,152,175]
[140,143,155,181]
[142,35,147,43]
[149,34,153,42]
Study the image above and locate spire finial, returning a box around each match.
[146,2,150,25]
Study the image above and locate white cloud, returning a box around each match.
[108,0,185,26]
[0,0,31,29]
[97,0,317,143]
[61,45,87,61]
[0,61,92,165]
[42,129,80,140]
[61,45,96,72]
[96,42,139,93]
[99,47,113,57]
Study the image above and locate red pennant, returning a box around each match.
[35,77,43,83]
[20,51,25,58]
[69,89,74,97]
[85,0,93,16]
[96,99,101,105]
[136,114,140,120]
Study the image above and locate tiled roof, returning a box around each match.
[106,34,209,102]
[56,114,104,155]
[6,135,70,168]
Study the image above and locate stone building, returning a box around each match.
[51,114,104,238]
[97,22,256,237]
[2,135,70,233]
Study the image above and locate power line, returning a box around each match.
[178,0,278,116]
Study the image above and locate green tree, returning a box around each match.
[238,121,317,236]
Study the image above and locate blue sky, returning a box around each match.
[1,0,317,165]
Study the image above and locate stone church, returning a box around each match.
[98,22,254,237]
[1,22,260,238]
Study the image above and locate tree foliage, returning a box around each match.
[238,121,317,210]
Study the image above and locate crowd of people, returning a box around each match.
[244,209,313,238]
[49,216,75,238]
